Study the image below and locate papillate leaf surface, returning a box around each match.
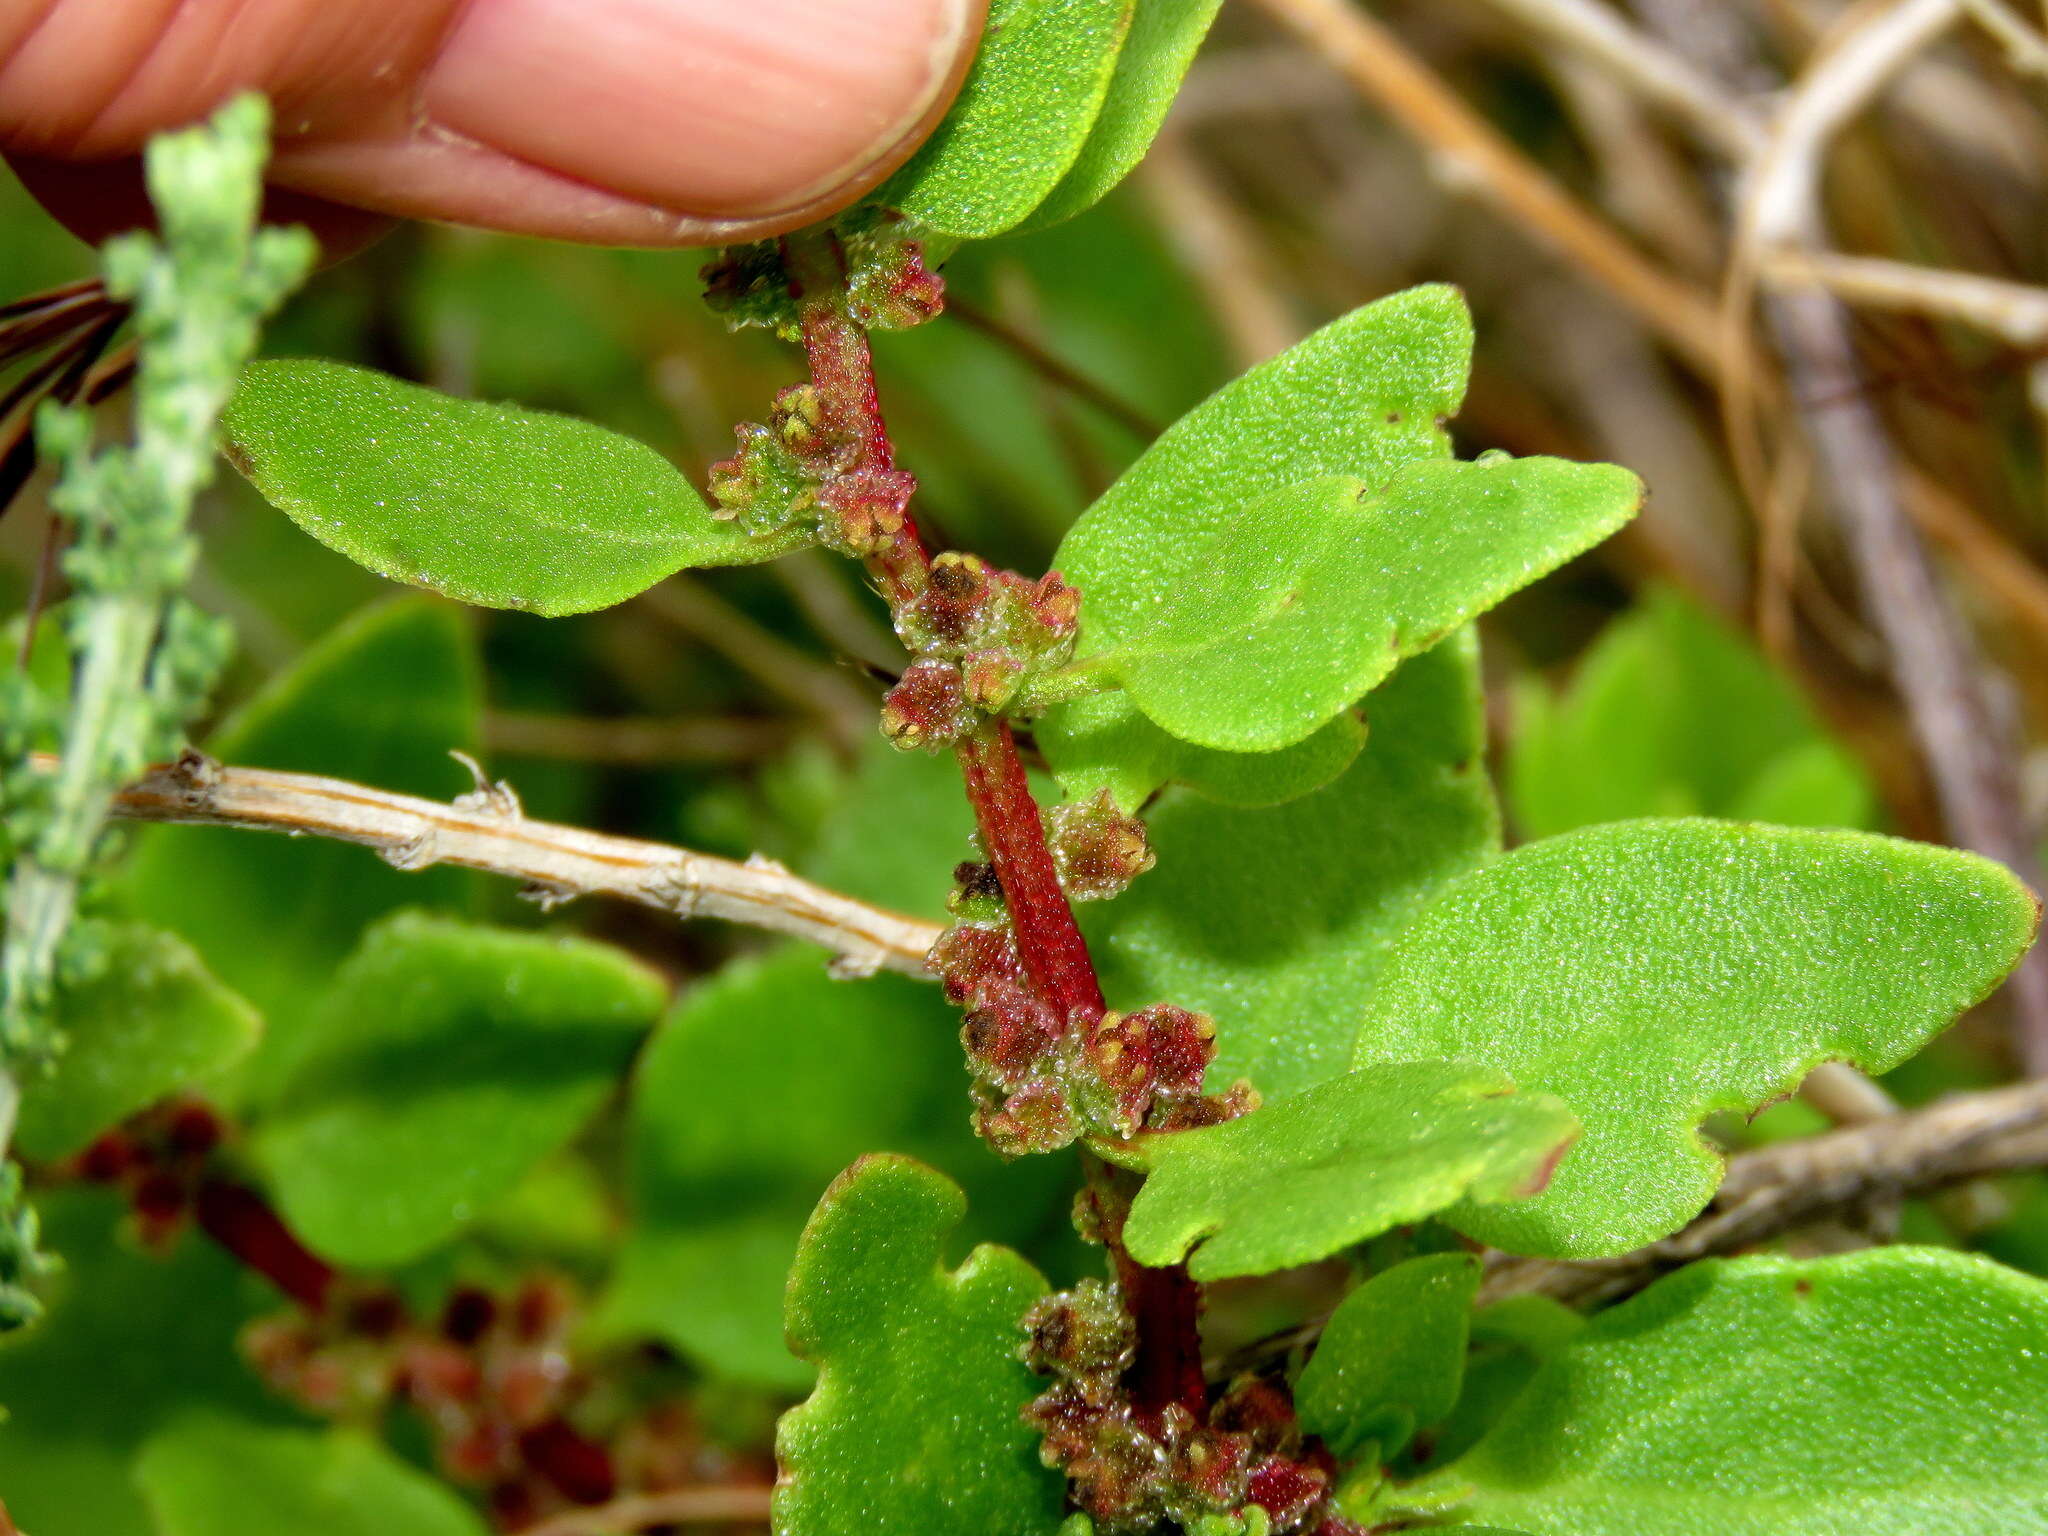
[775,1155,1066,1536]
[1354,819,2040,1258]
[124,597,480,1106]
[1036,690,1363,813]
[258,911,665,1266]
[137,1417,489,1536]
[16,923,260,1160]
[1021,0,1227,230]
[1085,635,1496,1100]
[223,360,792,616]
[1045,286,1630,779]
[1092,461,1636,752]
[1389,1249,2048,1535]
[1045,285,1467,782]
[1120,1061,1577,1280]
[881,0,1132,238]
[601,950,1065,1389]
[1509,587,1874,838]
[1296,1253,1479,1461]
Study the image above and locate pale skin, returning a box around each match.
[0,0,986,251]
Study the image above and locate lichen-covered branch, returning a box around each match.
[59,752,942,978]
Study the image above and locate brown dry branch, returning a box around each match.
[518,1485,774,1536]
[1481,1077,2048,1309]
[54,751,942,978]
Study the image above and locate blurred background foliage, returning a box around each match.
[2,2,2046,1531]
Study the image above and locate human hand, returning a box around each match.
[0,0,983,251]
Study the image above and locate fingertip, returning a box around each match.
[420,0,983,223]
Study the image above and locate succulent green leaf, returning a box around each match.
[1088,461,1637,752]
[1036,690,1364,813]
[775,1155,1066,1536]
[1354,819,2041,1258]
[137,1417,489,1536]
[1021,0,1227,230]
[881,0,1133,239]
[803,736,986,921]
[1418,1297,1591,1476]
[15,923,260,1160]
[1509,587,1875,838]
[1297,1253,1480,1462]
[257,911,666,1267]
[1085,634,1497,1100]
[0,1190,284,1536]
[124,597,480,1105]
[600,950,1066,1388]
[1120,1061,1578,1280]
[1046,286,1632,770]
[1048,285,1468,780]
[222,359,794,616]
[1389,1249,2048,1535]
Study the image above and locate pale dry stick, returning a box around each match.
[59,752,942,978]
[1472,0,1766,156]
[1706,0,2048,1069]
[518,1485,774,1536]
[1136,131,1302,369]
[1960,0,2048,73]
[1246,0,1729,376]
[1758,249,2048,346]
[1481,1077,2048,1307]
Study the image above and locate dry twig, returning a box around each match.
[62,752,942,978]
[1483,1078,2048,1307]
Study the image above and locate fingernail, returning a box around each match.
[424,0,977,219]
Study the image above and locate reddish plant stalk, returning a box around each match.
[779,225,1210,1426]
[194,1176,336,1312]
[784,229,929,610]
[956,720,1107,1022]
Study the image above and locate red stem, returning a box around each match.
[956,721,1106,1023]
[518,1417,618,1505]
[779,224,1208,1425]
[1117,1253,1210,1424]
[194,1177,336,1312]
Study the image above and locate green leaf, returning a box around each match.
[1021,0,1227,230]
[1297,1253,1480,1462]
[775,1155,1066,1536]
[15,923,260,1160]
[0,1190,285,1536]
[803,736,984,922]
[137,1417,489,1536]
[1048,286,1468,783]
[1085,634,1497,1100]
[881,0,1134,239]
[599,950,1067,1389]
[257,911,666,1267]
[1508,588,1875,839]
[1086,462,1637,753]
[222,359,794,616]
[1423,1298,1589,1473]
[1119,1061,1577,1281]
[1389,1249,2048,1535]
[124,596,480,1105]
[1354,819,2040,1258]
[1035,690,1363,813]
